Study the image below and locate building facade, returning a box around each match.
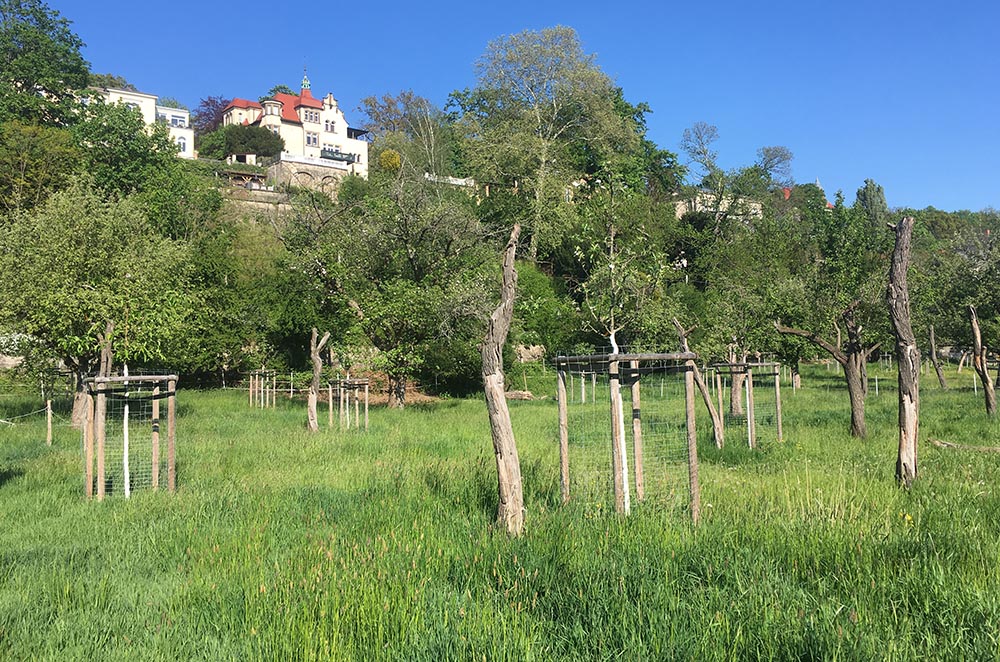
[222,74,368,177]
[96,87,195,158]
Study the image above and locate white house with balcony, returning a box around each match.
[222,73,368,178]
[95,87,195,158]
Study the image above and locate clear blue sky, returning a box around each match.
[54,0,998,212]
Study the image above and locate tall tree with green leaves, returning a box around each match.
[0,0,89,124]
[0,120,78,214]
[0,179,190,424]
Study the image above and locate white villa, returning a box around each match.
[94,87,195,159]
[222,73,368,178]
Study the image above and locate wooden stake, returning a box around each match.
[364,383,369,431]
[684,364,701,525]
[557,369,569,504]
[96,383,106,501]
[167,379,176,493]
[46,398,52,446]
[354,386,360,429]
[608,359,629,514]
[152,385,160,489]
[328,382,333,428]
[774,367,783,443]
[747,368,756,449]
[85,393,94,498]
[630,360,644,502]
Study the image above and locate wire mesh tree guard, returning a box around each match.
[82,373,177,501]
[248,369,276,408]
[709,361,783,448]
[554,352,702,523]
[330,378,369,431]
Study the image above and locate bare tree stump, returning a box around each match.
[969,306,996,415]
[888,217,919,486]
[482,224,524,536]
[308,328,331,432]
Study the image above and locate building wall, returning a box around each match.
[96,88,194,159]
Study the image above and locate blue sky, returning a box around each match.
[54,0,998,212]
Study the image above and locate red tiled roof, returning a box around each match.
[225,97,262,111]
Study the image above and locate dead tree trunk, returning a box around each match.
[928,325,948,390]
[887,217,919,487]
[482,224,524,536]
[957,351,968,373]
[308,328,331,432]
[387,374,406,409]
[969,305,997,415]
[673,319,724,448]
[775,304,879,438]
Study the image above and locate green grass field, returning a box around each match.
[2,363,999,660]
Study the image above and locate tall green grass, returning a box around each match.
[0,363,998,659]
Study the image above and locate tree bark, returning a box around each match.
[887,217,919,487]
[791,361,801,390]
[387,374,406,409]
[673,318,724,448]
[928,325,947,390]
[775,306,878,438]
[728,347,746,415]
[482,224,524,536]
[308,327,331,432]
[969,305,996,415]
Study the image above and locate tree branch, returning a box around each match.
[774,320,847,365]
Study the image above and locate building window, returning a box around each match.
[171,115,185,127]
[303,109,320,123]
[306,132,318,147]
[177,136,186,153]
[324,120,336,133]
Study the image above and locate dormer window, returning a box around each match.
[303,109,320,123]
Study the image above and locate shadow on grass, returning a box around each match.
[0,466,24,488]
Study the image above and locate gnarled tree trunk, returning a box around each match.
[308,328,331,432]
[482,224,524,536]
[776,303,879,438]
[888,218,919,487]
[928,325,947,390]
[728,347,746,415]
[969,305,996,415]
[387,374,406,409]
[791,361,802,390]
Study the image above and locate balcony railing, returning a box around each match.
[320,148,357,164]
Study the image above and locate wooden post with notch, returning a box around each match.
[167,378,176,493]
[152,385,160,489]
[557,367,570,504]
[629,360,644,502]
[684,363,701,524]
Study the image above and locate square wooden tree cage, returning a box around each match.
[554,352,702,524]
[82,374,177,501]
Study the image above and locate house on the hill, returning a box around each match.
[93,87,195,159]
[222,73,369,188]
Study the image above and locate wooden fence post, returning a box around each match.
[747,367,757,449]
[167,378,176,493]
[152,385,160,489]
[684,364,701,525]
[608,358,630,515]
[364,382,369,431]
[85,391,94,498]
[328,382,334,428]
[557,368,570,504]
[96,381,106,502]
[774,366,783,443]
[630,360,645,502]
[46,398,52,446]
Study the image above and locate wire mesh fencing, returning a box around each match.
[555,352,701,522]
[82,372,176,500]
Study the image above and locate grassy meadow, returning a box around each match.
[1,362,999,660]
